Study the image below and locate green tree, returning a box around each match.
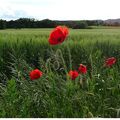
[73,21,88,29]
[0,19,6,29]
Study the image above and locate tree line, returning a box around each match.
[0,18,106,29]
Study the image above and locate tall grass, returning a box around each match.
[0,28,120,117]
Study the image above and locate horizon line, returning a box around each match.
[1,17,120,21]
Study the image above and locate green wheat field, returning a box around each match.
[0,27,120,117]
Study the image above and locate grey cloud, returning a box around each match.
[0,10,33,20]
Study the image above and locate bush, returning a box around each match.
[72,22,88,29]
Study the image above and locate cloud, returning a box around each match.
[0,10,32,20]
[0,0,120,20]
[0,6,32,20]
[0,0,33,20]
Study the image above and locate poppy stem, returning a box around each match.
[57,49,69,80]
[67,45,72,70]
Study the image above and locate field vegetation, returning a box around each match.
[0,27,120,117]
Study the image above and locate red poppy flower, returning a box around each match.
[56,26,69,36]
[105,57,116,67]
[29,69,43,80]
[49,26,69,45]
[68,70,79,80]
[78,64,87,74]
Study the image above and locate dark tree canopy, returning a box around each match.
[0,19,7,29]
[0,18,112,29]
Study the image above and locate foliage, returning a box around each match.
[0,19,7,29]
[0,18,106,29]
[0,28,120,117]
[72,21,88,29]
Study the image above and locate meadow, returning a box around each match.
[0,28,120,117]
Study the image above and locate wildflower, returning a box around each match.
[68,70,79,80]
[29,69,43,80]
[49,26,69,45]
[105,57,116,67]
[78,64,87,74]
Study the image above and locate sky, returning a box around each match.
[0,0,120,20]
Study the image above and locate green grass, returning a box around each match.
[0,28,120,117]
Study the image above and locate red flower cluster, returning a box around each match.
[49,26,69,45]
[105,57,116,67]
[30,69,43,80]
[28,26,117,82]
[68,64,87,80]
[68,70,79,80]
